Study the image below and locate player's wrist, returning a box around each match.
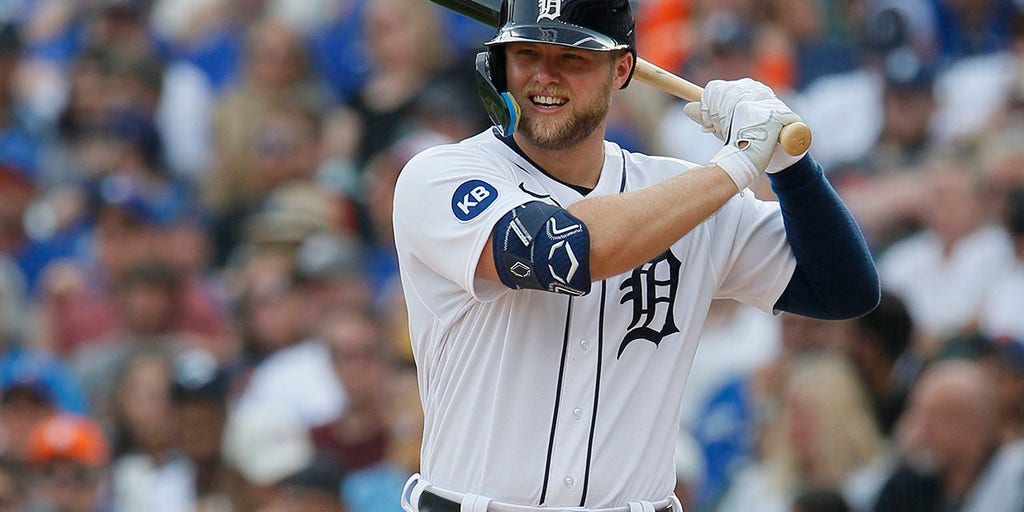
[710,144,761,191]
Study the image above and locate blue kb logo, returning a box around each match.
[452,180,498,221]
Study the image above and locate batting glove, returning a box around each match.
[708,99,803,190]
[683,78,776,142]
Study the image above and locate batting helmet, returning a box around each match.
[476,0,636,135]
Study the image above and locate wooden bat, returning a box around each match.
[431,0,812,156]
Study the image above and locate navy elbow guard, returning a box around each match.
[492,201,592,296]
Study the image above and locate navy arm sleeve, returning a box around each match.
[769,155,881,319]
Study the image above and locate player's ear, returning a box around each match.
[612,50,633,89]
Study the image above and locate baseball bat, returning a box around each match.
[432,0,812,156]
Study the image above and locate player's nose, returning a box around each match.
[531,55,562,85]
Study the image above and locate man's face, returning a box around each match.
[31,460,105,512]
[899,372,992,474]
[504,42,625,150]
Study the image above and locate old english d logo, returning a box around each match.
[617,250,681,358]
[537,0,560,21]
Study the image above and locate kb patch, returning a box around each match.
[452,180,498,221]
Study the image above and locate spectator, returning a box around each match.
[0,380,58,465]
[718,353,890,512]
[346,0,463,168]
[310,306,409,512]
[23,414,113,512]
[932,0,1018,62]
[873,359,1024,512]
[291,232,372,318]
[310,306,389,469]
[877,159,1014,350]
[44,177,168,354]
[220,404,315,511]
[169,349,232,512]
[678,299,781,508]
[305,0,370,103]
[230,243,346,428]
[839,290,920,438]
[0,258,87,464]
[203,17,329,228]
[978,188,1024,342]
[655,10,764,165]
[0,457,26,512]
[83,1,158,62]
[869,61,938,174]
[766,0,858,91]
[71,261,191,422]
[211,101,331,263]
[108,349,194,512]
[980,337,1024,442]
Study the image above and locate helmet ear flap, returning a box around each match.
[475,50,520,137]
[486,45,507,92]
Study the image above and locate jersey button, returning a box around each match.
[564,477,575,488]
[572,407,583,419]
[580,339,591,351]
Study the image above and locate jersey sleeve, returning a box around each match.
[708,193,797,313]
[393,143,535,302]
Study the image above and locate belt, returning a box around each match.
[417,489,675,512]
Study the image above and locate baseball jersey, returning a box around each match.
[393,129,796,507]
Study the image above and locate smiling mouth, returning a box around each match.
[530,95,568,108]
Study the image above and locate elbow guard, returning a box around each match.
[492,201,592,296]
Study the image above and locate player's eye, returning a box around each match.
[561,52,592,65]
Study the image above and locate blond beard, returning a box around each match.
[517,78,612,151]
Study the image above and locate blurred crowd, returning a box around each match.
[0,0,1020,511]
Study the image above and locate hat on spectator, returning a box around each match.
[292,233,364,284]
[0,349,88,414]
[222,405,314,485]
[26,415,110,468]
[88,173,182,226]
[101,109,164,170]
[244,184,334,245]
[171,349,230,404]
[883,56,934,94]
[703,10,753,55]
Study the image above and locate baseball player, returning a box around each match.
[393,0,880,510]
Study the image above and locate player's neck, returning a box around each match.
[513,130,607,190]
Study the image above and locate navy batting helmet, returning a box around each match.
[476,0,636,135]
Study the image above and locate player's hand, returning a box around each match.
[683,78,775,142]
[708,98,803,190]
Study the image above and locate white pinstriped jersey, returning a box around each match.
[393,129,796,508]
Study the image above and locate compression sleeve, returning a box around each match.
[770,155,881,319]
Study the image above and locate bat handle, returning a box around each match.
[632,59,812,157]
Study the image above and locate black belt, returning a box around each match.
[417,490,674,512]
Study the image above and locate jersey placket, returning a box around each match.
[541,289,605,506]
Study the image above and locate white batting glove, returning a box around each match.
[763,120,808,174]
[708,99,803,190]
[683,78,776,142]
